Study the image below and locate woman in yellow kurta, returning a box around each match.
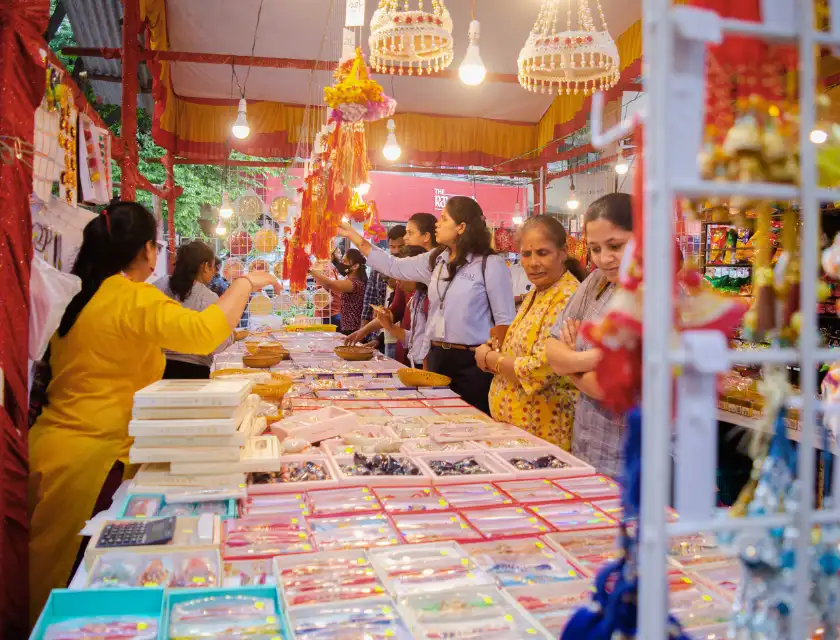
[475,216,586,450]
[29,201,280,622]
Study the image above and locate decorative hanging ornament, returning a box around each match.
[236,192,264,223]
[368,0,454,77]
[228,230,253,256]
[517,0,619,96]
[269,196,290,220]
[254,228,279,254]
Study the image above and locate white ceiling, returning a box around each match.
[165,0,641,123]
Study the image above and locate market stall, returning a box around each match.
[31,331,734,640]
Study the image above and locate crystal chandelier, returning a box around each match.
[369,0,454,76]
[518,0,619,96]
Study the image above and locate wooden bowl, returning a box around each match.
[397,368,452,388]
[334,346,375,361]
[234,329,249,341]
[252,375,293,400]
[245,342,288,357]
[212,368,288,381]
[243,353,284,369]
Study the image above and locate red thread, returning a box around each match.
[101,208,112,234]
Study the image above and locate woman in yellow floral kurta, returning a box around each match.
[476,216,585,449]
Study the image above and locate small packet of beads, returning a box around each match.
[123,496,163,519]
[44,616,158,640]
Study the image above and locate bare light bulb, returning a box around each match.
[355,182,371,196]
[219,191,233,218]
[383,119,401,161]
[459,21,486,86]
[231,98,251,139]
[811,128,829,144]
[567,190,580,211]
[215,221,226,236]
[512,216,523,225]
[615,159,629,175]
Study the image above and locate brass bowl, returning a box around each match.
[334,346,375,362]
[245,342,289,358]
[252,375,293,400]
[396,368,452,387]
[243,353,283,369]
[234,329,249,341]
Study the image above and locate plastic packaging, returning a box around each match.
[391,511,482,544]
[436,483,514,509]
[307,487,382,515]
[275,550,387,608]
[29,255,81,361]
[87,551,220,589]
[555,474,620,499]
[527,501,614,530]
[462,507,553,539]
[308,513,400,551]
[288,599,410,639]
[222,516,312,559]
[372,487,450,513]
[43,616,158,640]
[465,538,582,588]
[495,479,575,504]
[168,594,281,639]
[222,559,275,587]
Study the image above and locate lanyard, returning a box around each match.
[434,263,454,308]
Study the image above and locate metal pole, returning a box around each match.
[539,165,546,215]
[638,0,673,635]
[120,0,140,200]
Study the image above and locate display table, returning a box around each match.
[37,331,735,640]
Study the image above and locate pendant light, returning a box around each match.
[567,175,580,211]
[512,201,523,226]
[215,219,227,236]
[232,98,251,139]
[383,119,402,161]
[459,15,486,86]
[614,149,629,175]
[219,191,234,218]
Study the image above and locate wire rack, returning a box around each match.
[639,1,839,637]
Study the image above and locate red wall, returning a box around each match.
[266,171,526,226]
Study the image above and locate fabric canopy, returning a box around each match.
[139,0,645,166]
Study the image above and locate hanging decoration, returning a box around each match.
[517,0,620,96]
[32,65,64,204]
[248,258,270,273]
[285,48,396,292]
[236,191,264,223]
[368,0,454,76]
[254,228,279,254]
[228,230,253,256]
[78,113,112,205]
[363,201,387,243]
[222,257,245,281]
[268,196,290,221]
[57,85,78,208]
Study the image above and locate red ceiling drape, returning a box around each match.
[0,0,48,636]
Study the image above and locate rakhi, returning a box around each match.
[423,624,512,639]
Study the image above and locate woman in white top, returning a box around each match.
[154,241,234,378]
[338,196,515,413]
[374,245,430,368]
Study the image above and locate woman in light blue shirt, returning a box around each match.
[338,196,515,413]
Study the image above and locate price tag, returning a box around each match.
[342,28,356,60]
[345,0,365,27]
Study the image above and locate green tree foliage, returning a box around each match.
[47,0,291,239]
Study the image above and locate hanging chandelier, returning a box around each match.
[518,0,619,96]
[369,0,454,76]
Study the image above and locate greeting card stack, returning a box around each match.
[128,379,282,496]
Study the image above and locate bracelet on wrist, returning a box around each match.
[494,355,504,374]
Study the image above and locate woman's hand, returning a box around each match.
[336,221,358,241]
[241,272,281,293]
[374,307,395,331]
[560,319,580,349]
[345,329,366,345]
[474,344,493,372]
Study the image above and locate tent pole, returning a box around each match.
[163,151,177,272]
[120,0,140,200]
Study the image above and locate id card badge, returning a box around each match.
[432,311,445,339]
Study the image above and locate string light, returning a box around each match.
[383,119,402,161]
[567,175,580,210]
[219,191,234,218]
[232,98,251,139]
[459,19,486,86]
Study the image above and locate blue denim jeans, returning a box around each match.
[384,342,397,360]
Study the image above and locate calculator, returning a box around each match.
[96,517,176,548]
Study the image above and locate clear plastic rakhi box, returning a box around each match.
[492,447,593,479]
[222,558,275,587]
[527,501,615,532]
[240,493,310,519]
[472,432,550,451]
[461,506,555,540]
[274,550,388,609]
[285,598,411,639]
[86,549,222,590]
[331,452,431,487]
[246,454,339,493]
[436,482,515,509]
[400,438,482,454]
[554,474,620,500]
[31,588,164,640]
[414,452,514,485]
[390,511,483,544]
[306,486,383,516]
[543,527,621,577]
[397,585,553,640]
[494,479,577,505]
[505,580,595,636]
[372,486,451,513]
[368,542,494,598]
[221,514,313,560]
[164,586,283,640]
[463,537,584,588]
[307,512,400,551]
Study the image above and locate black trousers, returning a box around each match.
[163,359,211,379]
[427,346,492,415]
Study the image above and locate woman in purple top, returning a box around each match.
[337,196,515,413]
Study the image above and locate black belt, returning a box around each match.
[431,341,481,352]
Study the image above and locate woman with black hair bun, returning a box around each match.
[338,196,515,413]
[154,241,234,379]
[28,201,281,621]
[309,247,369,334]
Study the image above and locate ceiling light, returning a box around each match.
[615,159,629,175]
[459,20,486,86]
[215,220,227,236]
[567,176,579,210]
[355,182,371,196]
[383,119,402,161]
[512,216,523,225]
[219,191,234,219]
[811,128,828,144]
[232,98,251,139]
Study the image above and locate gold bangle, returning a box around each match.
[494,355,504,374]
